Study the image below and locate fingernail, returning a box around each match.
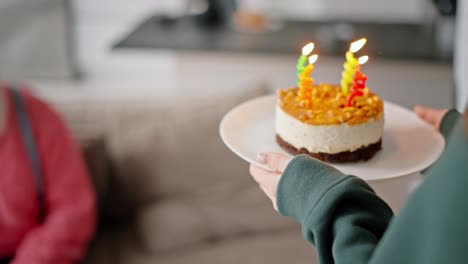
[256,153,268,164]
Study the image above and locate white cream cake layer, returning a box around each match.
[275,105,384,154]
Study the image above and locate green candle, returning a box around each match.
[296,43,315,78]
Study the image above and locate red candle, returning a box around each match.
[347,65,368,106]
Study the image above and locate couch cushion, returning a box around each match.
[107,86,268,204]
[50,84,269,225]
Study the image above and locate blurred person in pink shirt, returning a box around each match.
[0,82,96,264]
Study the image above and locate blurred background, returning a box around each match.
[0,1,462,264]
[0,0,459,108]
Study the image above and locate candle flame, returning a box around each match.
[358,55,369,65]
[350,38,367,53]
[302,42,315,56]
[308,54,318,64]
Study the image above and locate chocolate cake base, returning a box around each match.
[276,134,382,163]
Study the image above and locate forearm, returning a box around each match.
[277,155,393,264]
[422,109,462,175]
[12,201,95,264]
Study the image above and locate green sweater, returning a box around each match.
[277,110,466,264]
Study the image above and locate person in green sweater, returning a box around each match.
[250,105,467,264]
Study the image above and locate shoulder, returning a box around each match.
[20,87,53,112]
[17,86,71,139]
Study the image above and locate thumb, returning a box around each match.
[414,105,428,120]
[257,152,292,173]
[414,105,447,130]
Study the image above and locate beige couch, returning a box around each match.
[51,86,317,264]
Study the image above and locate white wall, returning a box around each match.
[455,0,468,111]
[0,0,73,79]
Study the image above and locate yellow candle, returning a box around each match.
[297,55,318,108]
[340,38,367,94]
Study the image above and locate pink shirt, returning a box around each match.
[0,85,96,263]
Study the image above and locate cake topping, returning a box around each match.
[278,85,383,126]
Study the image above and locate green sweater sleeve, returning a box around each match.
[277,117,468,264]
[277,156,393,264]
[422,109,461,175]
[439,109,461,140]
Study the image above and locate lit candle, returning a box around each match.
[340,38,367,95]
[297,54,318,108]
[296,42,315,80]
[346,56,369,106]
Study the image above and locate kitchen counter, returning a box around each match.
[115,16,442,61]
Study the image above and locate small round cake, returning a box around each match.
[276,84,384,163]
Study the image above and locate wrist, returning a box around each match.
[276,155,347,221]
[439,109,462,140]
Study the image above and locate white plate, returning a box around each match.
[220,94,445,182]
